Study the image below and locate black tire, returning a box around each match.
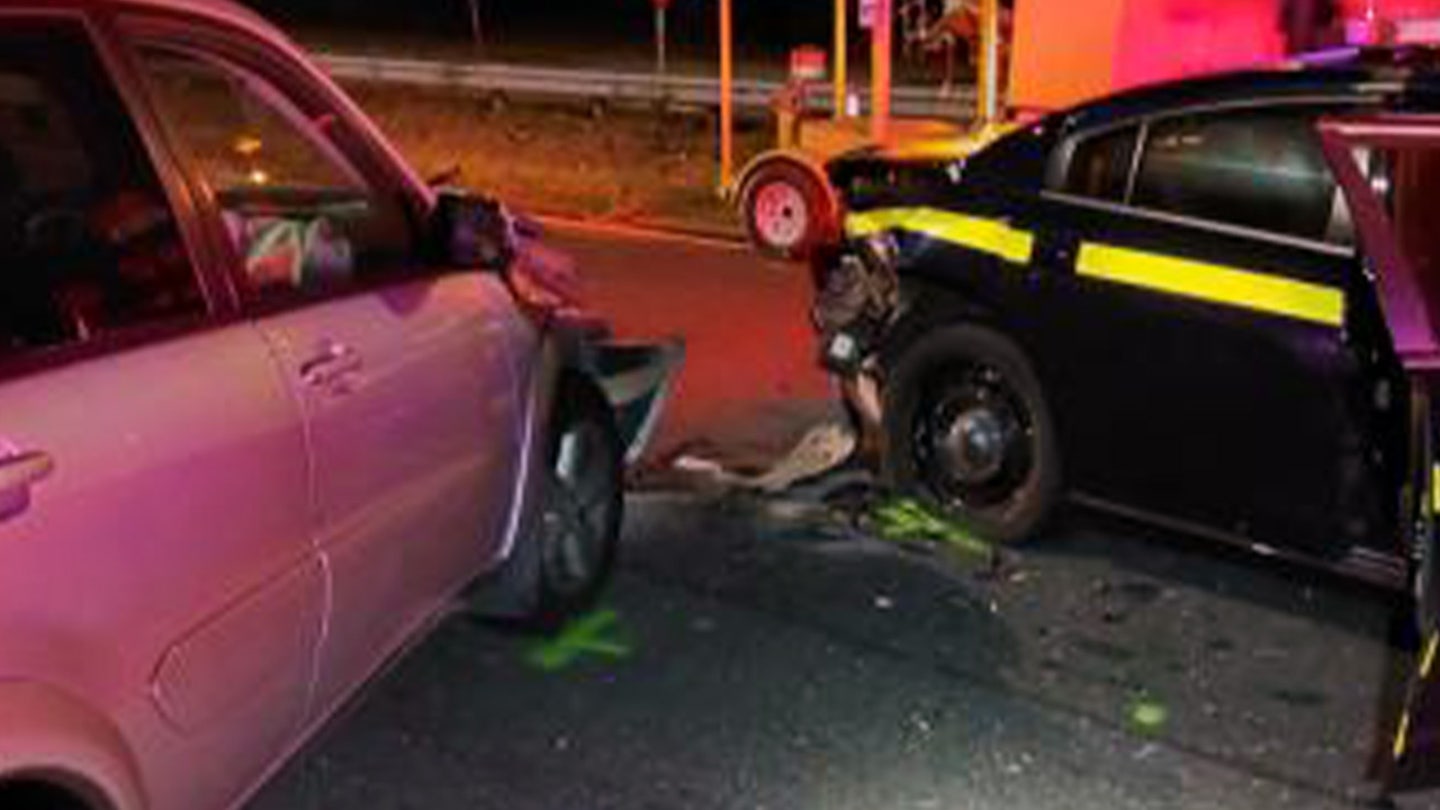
[0,780,94,810]
[531,375,624,623]
[882,324,1061,544]
[740,161,834,262]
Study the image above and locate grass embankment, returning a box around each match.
[345,83,770,235]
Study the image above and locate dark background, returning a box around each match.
[243,1,835,63]
[239,0,910,67]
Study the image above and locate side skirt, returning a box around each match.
[1069,491,1409,590]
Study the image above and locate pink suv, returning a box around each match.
[0,2,679,808]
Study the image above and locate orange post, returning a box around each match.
[835,0,849,118]
[720,0,734,189]
[977,0,1000,125]
[870,0,892,142]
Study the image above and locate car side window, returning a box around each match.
[136,47,415,299]
[1131,109,1337,242]
[1378,146,1440,323]
[1062,125,1138,202]
[0,22,203,361]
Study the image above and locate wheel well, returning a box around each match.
[0,776,105,810]
[880,278,1008,372]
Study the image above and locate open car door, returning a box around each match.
[1320,114,1440,793]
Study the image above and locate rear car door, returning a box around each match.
[126,21,535,717]
[0,15,322,810]
[1030,104,1383,559]
[1319,113,1440,794]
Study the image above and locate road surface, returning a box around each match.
[250,221,1426,810]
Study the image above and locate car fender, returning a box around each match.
[0,679,145,810]
[878,276,1010,374]
[469,323,682,618]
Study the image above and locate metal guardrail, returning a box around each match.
[315,53,976,121]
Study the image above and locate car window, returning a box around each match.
[1132,109,1337,242]
[1062,125,1138,202]
[1377,146,1440,329]
[136,47,414,299]
[0,22,202,362]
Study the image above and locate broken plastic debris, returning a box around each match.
[746,422,856,492]
[873,594,895,610]
[668,422,858,494]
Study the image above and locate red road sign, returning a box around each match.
[859,0,881,29]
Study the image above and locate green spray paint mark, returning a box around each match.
[1126,695,1169,735]
[872,498,993,558]
[525,608,633,672]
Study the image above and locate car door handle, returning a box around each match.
[0,450,54,493]
[298,342,362,389]
[0,450,54,521]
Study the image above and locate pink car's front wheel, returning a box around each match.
[533,376,624,623]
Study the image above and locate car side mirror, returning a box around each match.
[428,191,517,271]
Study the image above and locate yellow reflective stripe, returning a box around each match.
[1395,710,1413,759]
[1423,633,1439,680]
[845,207,1034,265]
[1431,462,1440,517]
[1076,242,1345,327]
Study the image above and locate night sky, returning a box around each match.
[243,1,835,59]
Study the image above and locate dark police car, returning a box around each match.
[818,48,1440,589]
[815,48,1440,789]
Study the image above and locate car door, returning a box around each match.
[0,15,323,810]
[1319,114,1440,794]
[1027,104,1379,557]
[126,23,534,717]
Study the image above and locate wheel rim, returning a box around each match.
[752,180,810,251]
[911,360,1036,511]
[541,419,617,597]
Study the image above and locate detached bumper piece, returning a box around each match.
[583,339,685,466]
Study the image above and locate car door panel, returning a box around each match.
[129,37,533,724]
[257,272,528,715]
[1025,192,1365,554]
[1318,114,1440,795]
[0,326,322,810]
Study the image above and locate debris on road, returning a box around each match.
[743,421,856,493]
[665,421,859,495]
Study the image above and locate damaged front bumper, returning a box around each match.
[577,337,686,465]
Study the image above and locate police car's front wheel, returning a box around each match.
[883,324,1060,544]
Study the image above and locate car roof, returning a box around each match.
[111,0,272,27]
[1060,48,1440,131]
[58,0,291,49]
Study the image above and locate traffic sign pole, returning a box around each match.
[835,0,848,118]
[870,0,891,142]
[654,0,669,86]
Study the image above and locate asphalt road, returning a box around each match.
[250,222,1427,810]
